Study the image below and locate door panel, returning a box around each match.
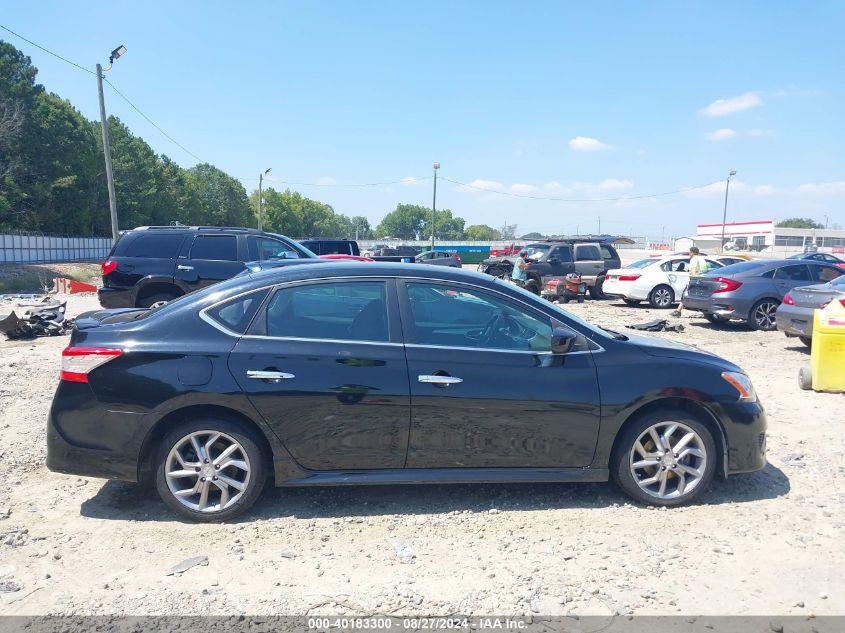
[228,280,410,470]
[399,281,601,468]
[773,264,812,297]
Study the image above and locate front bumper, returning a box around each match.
[775,304,814,338]
[97,286,134,309]
[721,400,768,475]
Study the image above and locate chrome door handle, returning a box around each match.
[177,264,194,271]
[418,375,463,385]
[247,370,295,382]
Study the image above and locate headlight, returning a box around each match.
[721,371,756,402]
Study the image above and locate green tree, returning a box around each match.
[465,224,502,241]
[500,222,518,240]
[187,163,252,227]
[423,208,465,240]
[349,215,373,240]
[776,217,824,229]
[520,232,545,239]
[375,204,428,239]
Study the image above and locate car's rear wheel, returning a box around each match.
[589,275,607,300]
[155,418,267,522]
[138,292,179,309]
[623,299,641,306]
[612,410,716,506]
[705,314,728,324]
[799,336,812,348]
[648,285,675,309]
[748,299,779,331]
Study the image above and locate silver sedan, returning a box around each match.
[775,274,845,346]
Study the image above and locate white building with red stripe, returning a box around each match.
[695,220,845,254]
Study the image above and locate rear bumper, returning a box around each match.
[97,286,134,309]
[602,280,645,299]
[775,304,814,338]
[682,293,749,320]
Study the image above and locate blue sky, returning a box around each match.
[3,1,844,238]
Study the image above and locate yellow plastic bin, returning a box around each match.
[804,298,845,392]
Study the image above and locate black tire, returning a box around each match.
[799,336,812,348]
[561,296,571,304]
[155,417,267,522]
[577,296,585,304]
[611,408,717,507]
[705,314,728,324]
[137,292,179,309]
[648,285,675,309]
[524,279,540,295]
[623,299,641,306]
[589,275,607,300]
[748,298,780,331]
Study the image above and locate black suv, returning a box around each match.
[299,239,361,256]
[98,226,317,309]
[478,236,624,298]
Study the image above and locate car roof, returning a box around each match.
[244,260,491,285]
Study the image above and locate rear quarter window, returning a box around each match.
[190,235,239,261]
[205,289,269,334]
[120,233,184,258]
[600,245,618,260]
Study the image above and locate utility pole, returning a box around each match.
[719,170,737,253]
[431,162,440,250]
[96,45,126,243]
[258,168,271,231]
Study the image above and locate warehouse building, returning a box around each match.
[692,220,845,256]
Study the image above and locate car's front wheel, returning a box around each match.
[155,419,267,522]
[611,410,717,506]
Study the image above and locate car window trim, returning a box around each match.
[188,234,240,262]
[199,286,274,337]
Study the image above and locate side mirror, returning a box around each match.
[281,251,299,259]
[551,326,577,354]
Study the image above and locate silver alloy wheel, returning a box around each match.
[752,302,778,330]
[164,430,251,513]
[652,287,673,307]
[629,421,707,499]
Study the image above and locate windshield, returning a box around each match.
[524,244,550,261]
[268,233,318,258]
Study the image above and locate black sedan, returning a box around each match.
[48,263,766,521]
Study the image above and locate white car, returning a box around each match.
[603,256,725,308]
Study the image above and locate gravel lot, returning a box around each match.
[1,291,843,617]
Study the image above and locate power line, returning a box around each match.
[0,23,95,75]
[441,176,725,202]
[239,176,431,187]
[103,78,206,163]
[1,24,207,164]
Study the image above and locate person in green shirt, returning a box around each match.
[673,246,708,317]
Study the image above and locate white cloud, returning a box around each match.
[509,183,538,194]
[699,92,762,117]
[684,179,776,198]
[596,178,634,191]
[542,181,569,193]
[797,181,845,195]
[705,128,737,141]
[455,179,505,193]
[316,176,336,185]
[399,176,425,187]
[569,136,614,151]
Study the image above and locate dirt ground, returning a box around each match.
[1,290,843,617]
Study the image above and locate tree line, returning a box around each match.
[0,40,515,242]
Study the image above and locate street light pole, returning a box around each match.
[258,168,271,231]
[720,170,737,253]
[96,45,126,243]
[431,162,439,250]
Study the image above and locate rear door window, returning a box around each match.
[264,281,389,342]
[123,233,184,258]
[190,235,238,261]
[549,246,572,262]
[575,245,601,261]
[774,265,811,281]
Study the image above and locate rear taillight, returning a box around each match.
[618,274,641,282]
[783,293,795,305]
[101,260,117,276]
[711,277,743,294]
[61,347,123,383]
[453,255,461,262]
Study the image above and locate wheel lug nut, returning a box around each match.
[204,459,209,463]
[212,476,218,481]
[215,465,220,469]
[201,477,206,482]
[194,467,200,472]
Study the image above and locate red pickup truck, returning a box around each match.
[489,243,522,257]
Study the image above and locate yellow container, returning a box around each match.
[810,298,845,392]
